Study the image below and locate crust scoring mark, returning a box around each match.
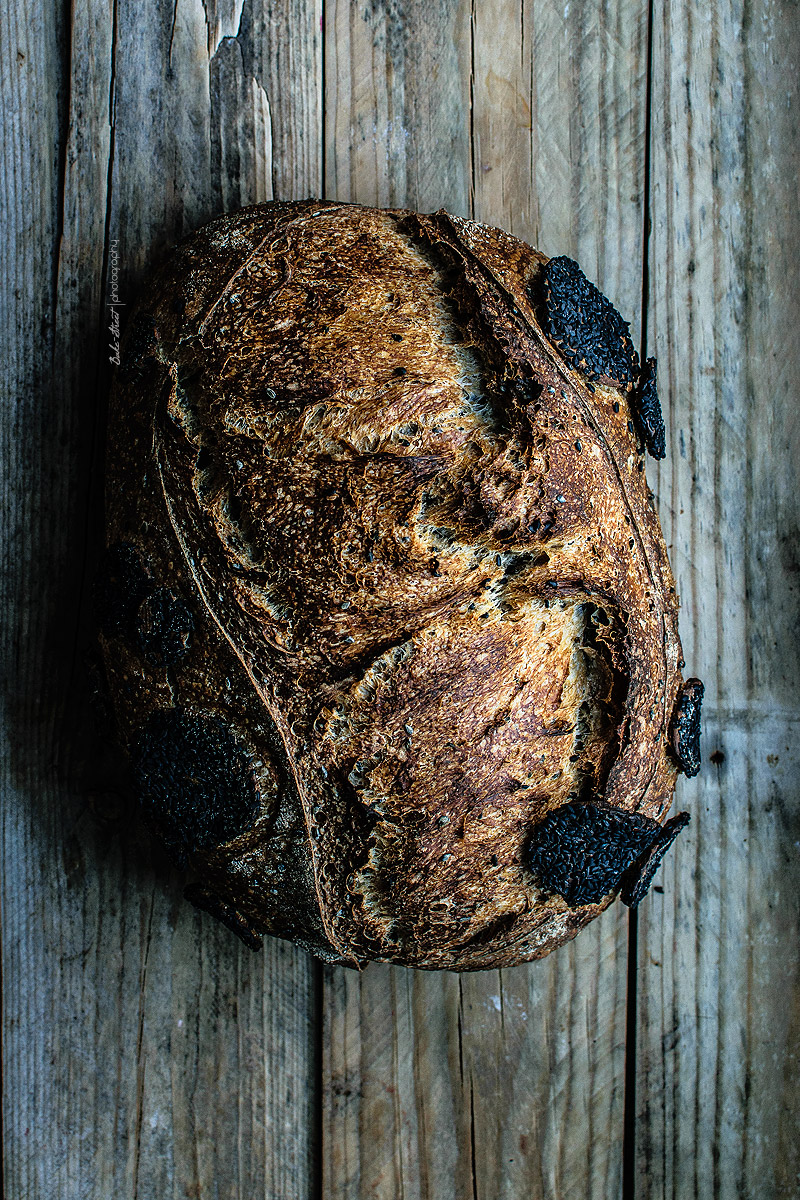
[398,213,676,774]
[152,368,348,957]
[334,595,630,963]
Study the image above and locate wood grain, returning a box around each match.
[323,0,472,214]
[4,0,799,1195]
[320,4,648,1198]
[636,2,800,1197]
[1,0,322,1196]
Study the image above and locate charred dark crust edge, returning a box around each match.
[94,542,153,640]
[183,883,263,950]
[119,312,162,382]
[619,810,690,907]
[633,356,666,460]
[669,677,704,777]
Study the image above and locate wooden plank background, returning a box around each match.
[1,0,797,1197]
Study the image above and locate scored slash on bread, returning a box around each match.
[97,201,702,969]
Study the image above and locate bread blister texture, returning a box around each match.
[99,200,695,970]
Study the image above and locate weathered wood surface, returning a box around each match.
[320,4,647,1199]
[636,2,800,1197]
[1,0,321,1197]
[2,1,798,1199]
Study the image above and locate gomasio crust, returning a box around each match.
[99,201,700,970]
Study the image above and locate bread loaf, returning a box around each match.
[97,201,702,970]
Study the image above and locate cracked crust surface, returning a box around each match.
[101,201,686,970]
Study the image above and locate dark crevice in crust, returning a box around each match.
[633,356,667,460]
[390,212,512,433]
[570,601,630,803]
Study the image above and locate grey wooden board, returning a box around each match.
[636,1,800,1196]
[320,2,647,1198]
[2,0,799,1197]
[2,0,321,1196]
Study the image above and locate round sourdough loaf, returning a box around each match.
[97,201,702,969]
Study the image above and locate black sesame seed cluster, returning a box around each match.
[542,256,640,385]
[635,356,667,460]
[669,678,705,777]
[136,587,195,667]
[539,255,667,460]
[526,799,690,908]
[131,708,260,865]
[94,542,194,667]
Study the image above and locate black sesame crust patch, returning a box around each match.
[526,799,687,907]
[669,677,705,777]
[619,811,691,907]
[135,587,194,666]
[632,356,666,459]
[131,708,260,865]
[540,256,640,385]
[95,543,194,665]
[94,542,153,639]
[183,883,263,951]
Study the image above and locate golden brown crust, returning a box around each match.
[101,201,685,970]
